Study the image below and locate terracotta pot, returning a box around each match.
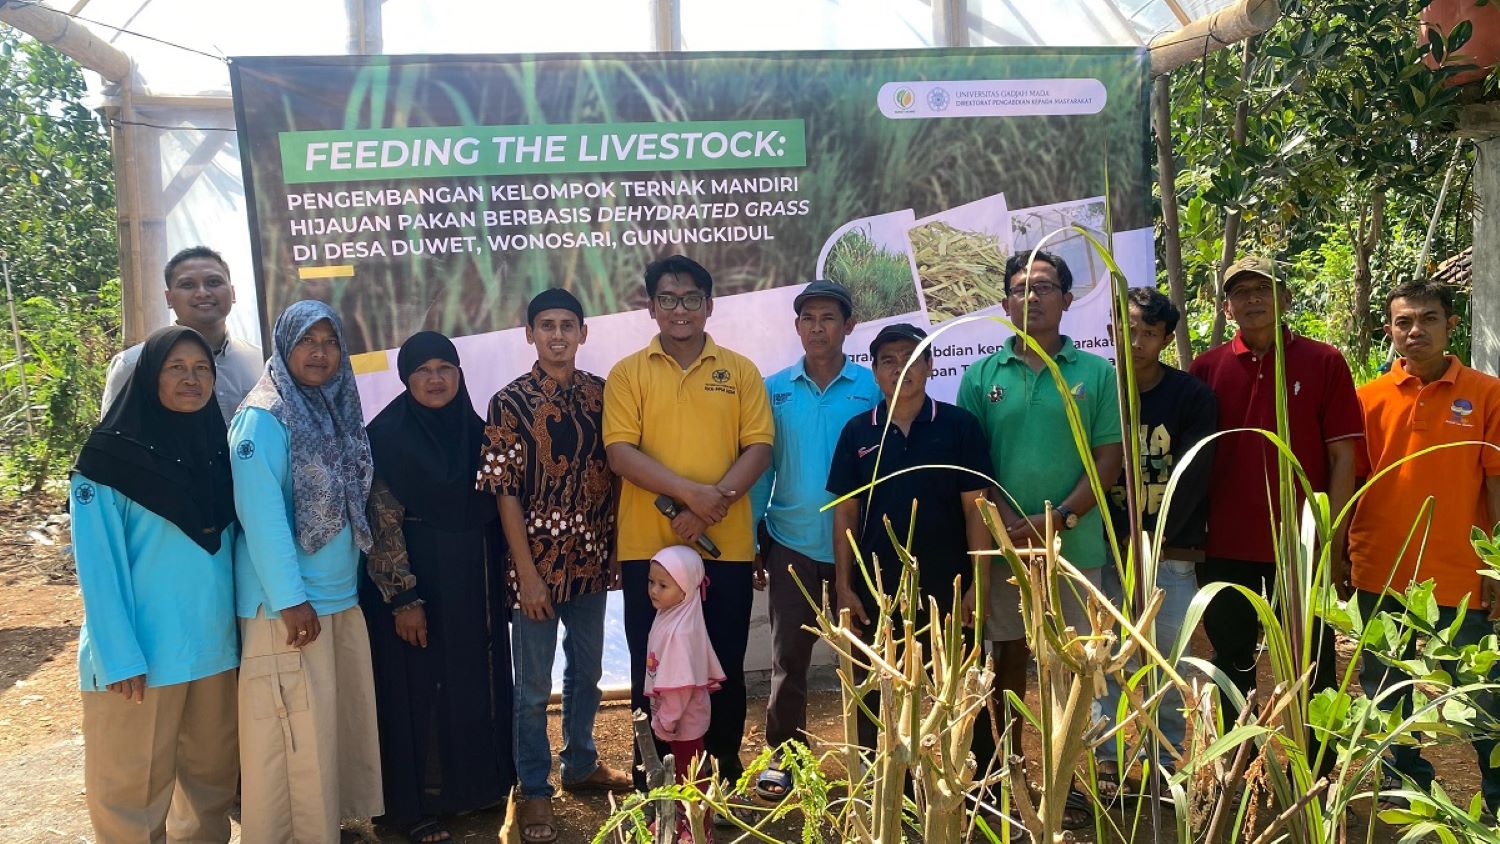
[1421,0,1500,85]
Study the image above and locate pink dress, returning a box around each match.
[644,546,725,842]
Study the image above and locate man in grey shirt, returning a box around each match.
[102,246,263,420]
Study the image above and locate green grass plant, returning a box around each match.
[823,226,920,322]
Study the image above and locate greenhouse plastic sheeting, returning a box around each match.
[47,0,1229,96]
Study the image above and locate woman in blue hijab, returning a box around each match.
[229,300,384,844]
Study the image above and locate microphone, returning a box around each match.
[653,494,723,558]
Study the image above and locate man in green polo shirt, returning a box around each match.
[957,249,1123,830]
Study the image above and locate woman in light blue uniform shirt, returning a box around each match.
[229,299,384,843]
[72,325,239,843]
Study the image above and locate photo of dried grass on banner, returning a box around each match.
[909,193,1012,323]
[910,221,1011,323]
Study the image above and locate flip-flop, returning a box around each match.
[754,767,792,802]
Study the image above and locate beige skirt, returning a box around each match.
[238,606,383,844]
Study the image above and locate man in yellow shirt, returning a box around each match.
[604,254,773,793]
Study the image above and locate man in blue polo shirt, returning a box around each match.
[749,280,882,798]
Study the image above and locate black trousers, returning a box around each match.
[624,558,752,791]
[1198,557,1338,774]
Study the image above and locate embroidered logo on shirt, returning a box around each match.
[646,651,659,678]
[235,440,255,459]
[772,391,792,406]
[1294,381,1302,396]
[1071,382,1086,398]
[857,445,880,458]
[1448,398,1475,427]
[74,483,96,505]
[988,384,1005,403]
[704,368,737,395]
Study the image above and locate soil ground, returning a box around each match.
[0,495,1484,843]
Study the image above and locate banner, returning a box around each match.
[230,49,1152,418]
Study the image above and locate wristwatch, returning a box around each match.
[1054,505,1079,531]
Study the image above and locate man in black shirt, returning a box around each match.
[825,323,995,749]
[1098,286,1217,795]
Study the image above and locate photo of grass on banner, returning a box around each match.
[229,49,1153,412]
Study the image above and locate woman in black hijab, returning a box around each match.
[71,326,239,841]
[361,331,514,843]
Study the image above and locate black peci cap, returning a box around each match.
[868,322,928,360]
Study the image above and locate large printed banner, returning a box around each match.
[230,49,1153,417]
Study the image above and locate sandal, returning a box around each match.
[713,796,756,829]
[1061,787,1094,831]
[562,762,634,794]
[1376,769,1411,812]
[1095,761,1121,807]
[406,818,450,844]
[517,797,559,844]
[754,766,792,802]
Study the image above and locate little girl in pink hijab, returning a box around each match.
[645,545,725,840]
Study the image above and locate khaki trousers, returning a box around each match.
[82,668,238,844]
[238,606,383,844]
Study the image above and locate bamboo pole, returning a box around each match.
[1148,0,1280,79]
[2,257,34,437]
[0,0,130,81]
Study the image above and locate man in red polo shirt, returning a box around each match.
[1188,256,1362,722]
[1349,279,1500,815]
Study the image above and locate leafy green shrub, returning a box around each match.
[0,279,119,495]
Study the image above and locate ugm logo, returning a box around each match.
[236,440,256,460]
[74,483,96,505]
[712,369,731,384]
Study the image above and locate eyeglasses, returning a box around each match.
[655,293,706,311]
[1007,283,1062,298]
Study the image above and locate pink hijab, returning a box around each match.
[645,545,726,696]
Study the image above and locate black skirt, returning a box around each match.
[360,516,515,826]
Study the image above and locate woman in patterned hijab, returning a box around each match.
[228,299,384,843]
[240,298,374,553]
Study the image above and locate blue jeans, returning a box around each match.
[511,589,608,799]
[1097,559,1196,767]
[1357,590,1500,812]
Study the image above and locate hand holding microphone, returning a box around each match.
[654,494,722,558]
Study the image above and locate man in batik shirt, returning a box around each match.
[477,288,627,844]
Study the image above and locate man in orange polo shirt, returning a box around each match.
[1349,279,1500,815]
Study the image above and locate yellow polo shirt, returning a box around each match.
[604,334,774,561]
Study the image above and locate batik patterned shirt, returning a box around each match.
[477,363,614,606]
